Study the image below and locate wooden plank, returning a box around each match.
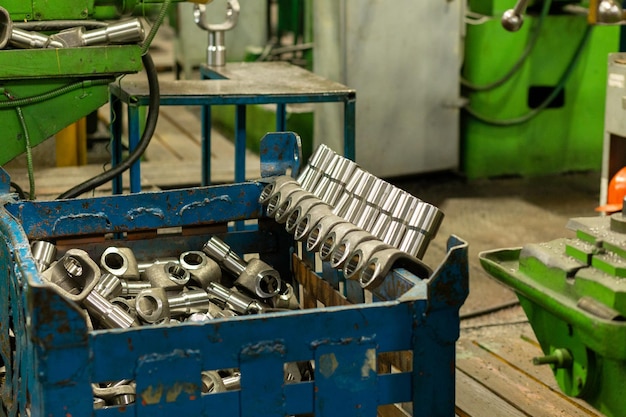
[472,327,603,415]
[455,369,528,417]
[456,335,599,417]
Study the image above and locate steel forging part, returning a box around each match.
[383,193,420,248]
[370,188,404,241]
[30,240,57,273]
[142,261,190,290]
[93,397,106,410]
[398,202,444,258]
[339,171,376,224]
[331,167,366,219]
[118,279,151,297]
[41,249,100,302]
[201,371,227,394]
[304,213,347,252]
[0,7,11,49]
[265,182,306,218]
[10,27,63,49]
[93,381,136,406]
[83,291,139,329]
[179,251,222,289]
[319,158,359,207]
[330,229,377,270]
[355,180,396,233]
[137,257,179,272]
[258,175,298,205]
[194,0,240,66]
[135,287,212,323]
[285,199,331,236]
[296,144,336,191]
[311,154,347,203]
[222,371,242,391]
[203,237,281,298]
[100,247,140,280]
[110,297,137,319]
[274,189,320,224]
[359,248,431,290]
[206,282,266,315]
[94,273,123,300]
[343,239,392,281]
[318,222,362,262]
[271,282,300,310]
[187,312,213,323]
[50,19,145,48]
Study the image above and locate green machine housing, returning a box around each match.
[462,0,619,178]
[480,212,626,417]
[0,0,187,166]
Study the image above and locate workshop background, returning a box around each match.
[2,0,626,416]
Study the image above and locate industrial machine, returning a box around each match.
[0,0,208,198]
[480,2,626,417]
[462,0,620,178]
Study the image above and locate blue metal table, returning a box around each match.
[109,62,356,193]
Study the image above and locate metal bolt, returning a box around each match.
[532,348,573,368]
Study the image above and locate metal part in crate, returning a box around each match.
[480,210,626,417]
[0,133,468,417]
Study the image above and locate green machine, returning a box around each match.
[481,212,626,417]
[0,0,207,196]
[462,0,620,178]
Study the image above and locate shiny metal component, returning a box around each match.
[383,193,419,248]
[194,0,240,66]
[258,175,298,205]
[50,19,144,47]
[398,202,444,258]
[318,158,359,206]
[598,0,623,23]
[206,282,266,315]
[343,239,392,281]
[110,297,137,319]
[355,180,395,233]
[265,182,304,218]
[93,380,136,407]
[31,240,57,273]
[340,171,376,225]
[274,189,319,224]
[100,247,140,280]
[201,371,227,394]
[179,251,222,289]
[358,248,431,290]
[271,282,300,310]
[118,279,151,297]
[296,144,336,191]
[370,188,404,241]
[137,257,179,272]
[83,290,139,329]
[222,371,242,391]
[330,229,377,270]
[94,272,123,300]
[187,312,213,323]
[286,198,331,236]
[142,261,190,290]
[135,287,212,323]
[41,249,100,302]
[304,213,347,252]
[318,222,361,262]
[10,27,63,49]
[203,237,281,299]
[93,397,106,410]
[501,0,529,32]
[0,7,12,49]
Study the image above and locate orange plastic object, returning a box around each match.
[597,166,626,213]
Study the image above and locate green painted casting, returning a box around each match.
[480,213,626,417]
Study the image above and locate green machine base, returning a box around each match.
[480,214,626,417]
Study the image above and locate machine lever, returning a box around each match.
[502,0,530,32]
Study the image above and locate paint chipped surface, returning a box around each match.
[361,348,376,378]
[319,353,338,378]
[140,384,164,405]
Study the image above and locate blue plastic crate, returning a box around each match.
[0,134,468,417]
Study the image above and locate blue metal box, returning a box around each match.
[0,135,468,417]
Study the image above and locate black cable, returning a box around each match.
[57,52,160,199]
[9,182,26,200]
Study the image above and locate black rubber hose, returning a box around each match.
[57,52,160,199]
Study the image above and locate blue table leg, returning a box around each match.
[344,96,356,161]
[276,103,287,132]
[110,93,123,195]
[201,104,212,186]
[128,105,142,193]
[235,105,247,184]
